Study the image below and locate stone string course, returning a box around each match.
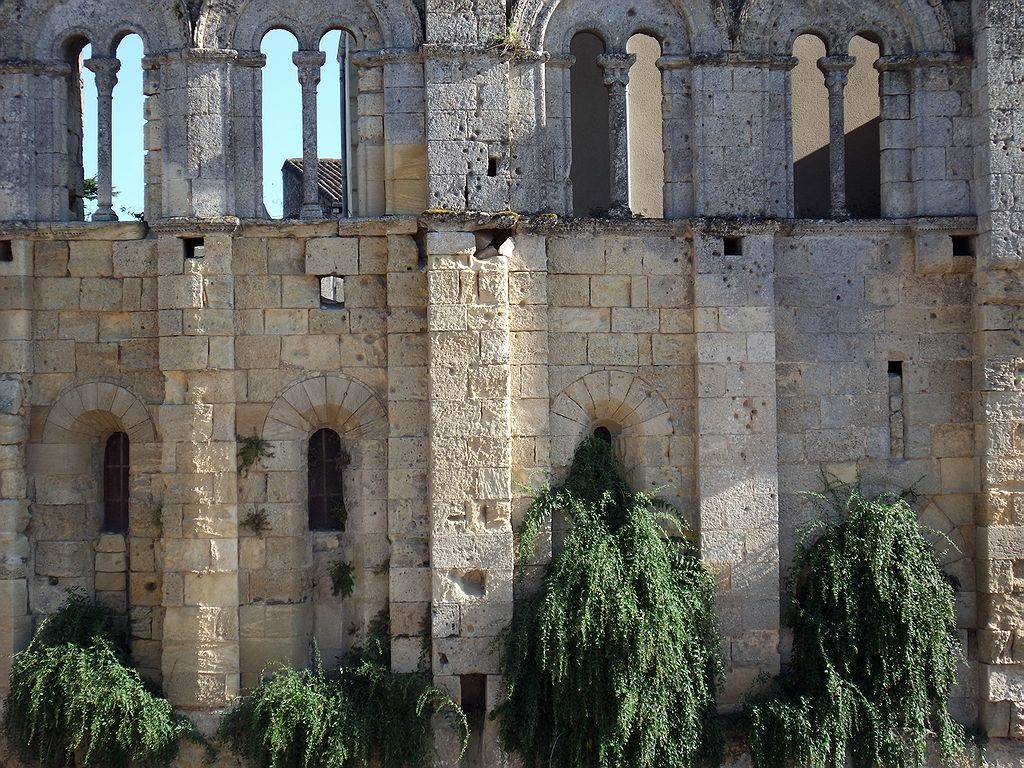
[0,0,1021,766]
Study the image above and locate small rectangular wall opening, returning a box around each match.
[0,240,12,262]
[461,674,487,768]
[723,236,743,256]
[319,276,345,308]
[182,237,205,259]
[487,157,498,177]
[888,361,905,459]
[951,235,974,258]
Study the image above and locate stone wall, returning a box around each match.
[0,0,1023,764]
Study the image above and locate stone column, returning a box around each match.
[0,239,33,696]
[155,229,238,732]
[597,53,636,218]
[427,230,514,766]
[293,50,326,220]
[84,56,121,222]
[817,55,854,219]
[694,231,781,709]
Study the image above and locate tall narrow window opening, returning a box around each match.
[111,34,146,221]
[626,33,664,218]
[569,32,610,217]
[260,29,302,219]
[308,428,348,531]
[70,39,96,221]
[103,432,130,533]
[791,34,830,218]
[317,29,359,217]
[845,35,882,218]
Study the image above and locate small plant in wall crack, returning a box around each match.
[237,433,274,476]
[241,507,271,536]
[329,560,355,598]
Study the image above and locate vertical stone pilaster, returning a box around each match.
[694,231,780,709]
[973,0,1024,745]
[0,239,33,696]
[84,57,120,222]
[155,230,238,730]
[294,51,326,220]
[158,50,235,218]
[427,231,513,766]
[818,55,854,220]
[597,53,635,218]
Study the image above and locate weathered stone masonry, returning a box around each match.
[0,0,1022,765]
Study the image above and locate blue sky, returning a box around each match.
[83,31,349,220]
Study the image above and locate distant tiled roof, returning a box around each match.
[283,158,345,203]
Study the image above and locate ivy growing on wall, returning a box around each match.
[746,484,968,768]
[494,436,723,768]
[221,614,467,768]
[2,591,195,768]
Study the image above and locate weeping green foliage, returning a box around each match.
[495,436,723,768]
[746,484,967,768]
[2,591,194,768]
[221,616,467,768]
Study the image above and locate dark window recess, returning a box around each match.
[319,276,345,308]
[182,237,205,258]
[888,361,905,460]
[487,157,498,177]
[951,235,974,258]
[308,428,349,531]
[0,240,12,262]
[594,426,613,445]
[460,674,487,768]
[103,432,130,533]
[724,237,743,256]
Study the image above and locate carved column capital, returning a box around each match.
[817,54,855,91]
[293,50,326,87]
[597,52,636,87]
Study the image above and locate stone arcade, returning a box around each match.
[0,0,1022,764]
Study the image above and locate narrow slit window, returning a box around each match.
[103,432,129,533]
[320,275,345,308]
[308,428,348,531]
[182,237,205,258]
[888,361,905,459]
[0,241,12,262]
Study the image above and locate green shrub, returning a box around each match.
[494,437,723,768]
[2,591,194,768]
[746,484,968,768]
[221,616,467,768]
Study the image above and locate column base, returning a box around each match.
[91,207,118,222]
[300,203,324,220]
[604,204,634,219]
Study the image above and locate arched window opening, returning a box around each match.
[68,39,96,221]
[845,35,882,218]
[112,34,146,222]
[569,32,610,217]
[308,428,348,531]
[626,33,664,219]
[594,426,613,445]
[260,29,302,219]
[103,432,129,533]
[791,34,829,218]
[317,29,359,217]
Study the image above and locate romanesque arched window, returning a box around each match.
[307,428,347,531]
[102,431,129,533]
[569,31,611,217]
